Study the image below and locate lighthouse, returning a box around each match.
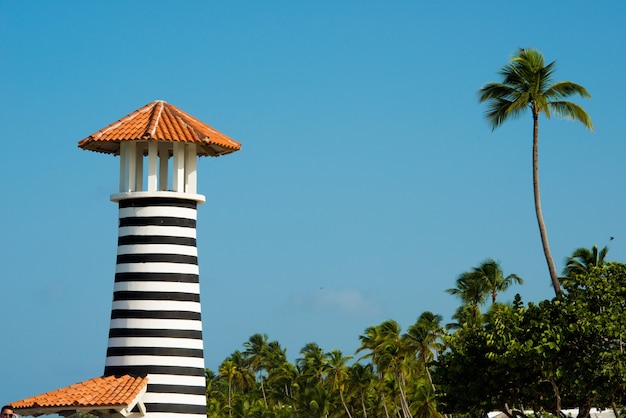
[8,100,241,418]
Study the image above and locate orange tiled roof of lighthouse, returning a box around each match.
[78,100,241,157]
[9,375,148,415]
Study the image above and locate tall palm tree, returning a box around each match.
[218,359,239,415]
[479,48,593,295]
[358,320,413,418]
[346,363,375,418]
[562,244,608,278]
[404,311,445,390]
[220,351,255,407]
[323,349,354,418]
[267,359,298,402]
[243,333,270,407]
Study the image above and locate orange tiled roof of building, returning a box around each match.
[9,375,148,416]
[78,100,242,157]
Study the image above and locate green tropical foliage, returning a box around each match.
[202,256,625,418]
[434,262,626,418]
[204,313,446,417]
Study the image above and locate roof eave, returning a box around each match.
[79,138,241,157]
[15,386,147,418]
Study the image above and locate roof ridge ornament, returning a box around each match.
[146,100,165,138]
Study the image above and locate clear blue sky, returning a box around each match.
[1,0,625,407]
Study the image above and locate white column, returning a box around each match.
[119,142,129,193]
[159,143,169,191]
[172,142,185,193]
[135,146,143,192]
[147,141,158,192]
[127,141,137,192]
[185,144,197,194]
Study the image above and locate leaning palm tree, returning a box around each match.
[479,48,593,295]
[562,244,608,278]
[358,320,414,418]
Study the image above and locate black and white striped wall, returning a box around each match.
[104,196,206,418]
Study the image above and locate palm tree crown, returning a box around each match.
[475,258,523,304]
[562,244,608,278]
[479,48,593,295]
[479,48,593,130]
[446,259,522,329]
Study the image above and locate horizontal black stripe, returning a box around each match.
[147,384,206,395]
[117,253,198,265]
[106,346,204,358]
[144,403,206,414]
[118,235,196,246]
[113,291,200,302]
[115,272,199,283]
[119,198,197,209]
[109,328,202,339]
[104,365,205,377]
[111,310,201,321]
[119,217,196,228]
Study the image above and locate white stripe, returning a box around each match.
[105,355,205,368]
[108,337,204,349]
[142,392,206,406]
[116,263,199,274]
[114,281,200,294]
[119,206,197,220]
[117,244,197,256]
[110,318,202,330]
[147,374,206,386]
[118,225,196,238]
[112,300,202,313]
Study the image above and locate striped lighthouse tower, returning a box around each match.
[78,101,241,418]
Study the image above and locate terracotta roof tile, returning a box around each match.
[10,375,148,411]
[78,100,242,157]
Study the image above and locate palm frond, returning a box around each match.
[547,101,594,130]
[545,81,591,99]
[478,83,518,102]
[484,98,527,130]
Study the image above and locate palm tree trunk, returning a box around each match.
[258,370,268,407]
[361,391,368,418]
[397,373,413,418]
[227,379,232,416]
[339,389,353,418]
[550,378,562,418]
[381,392,391,418]
[532,111,560,295]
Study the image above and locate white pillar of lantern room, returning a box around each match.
[78,100,241,418]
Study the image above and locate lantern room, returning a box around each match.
[78,100,242,203]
